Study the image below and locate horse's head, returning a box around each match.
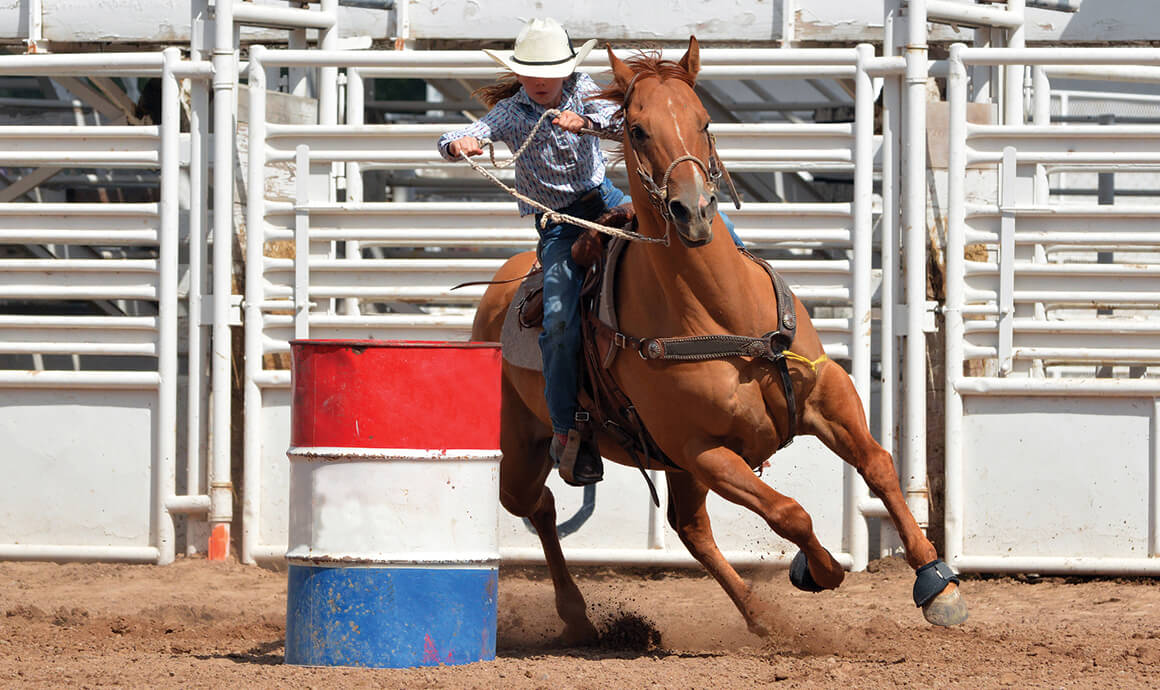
[607,37,721,248]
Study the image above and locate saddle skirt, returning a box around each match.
[499,273,547,371]
[498,235,629,372]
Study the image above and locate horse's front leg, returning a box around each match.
[802,361,968,626]
[686,445,845,591]
[666,472,774,637]
[498,377,599,645]
[505,479,599,645]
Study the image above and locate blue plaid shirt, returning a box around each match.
[437,73,621,216]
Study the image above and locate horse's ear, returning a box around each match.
[679,35,701,82]
[607,44,634,88]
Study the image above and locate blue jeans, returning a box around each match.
[536,178,625,434]
[535,179,741,434]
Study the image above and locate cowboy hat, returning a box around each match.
[483,18,597,79]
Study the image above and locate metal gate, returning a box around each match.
[945,45,1160,574]
[0,50,210,564]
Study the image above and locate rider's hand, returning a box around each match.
[448,136,483,157]
[553,110,590,134]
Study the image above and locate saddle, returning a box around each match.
[500,205,799,498]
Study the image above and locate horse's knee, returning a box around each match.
[500,481,551,519]
[856,447,899,490]
[768,498,813,544]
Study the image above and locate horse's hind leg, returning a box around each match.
[802,362,968,625]
[498,373,599,645]
[666,472,775,637]
[684,446,846,592]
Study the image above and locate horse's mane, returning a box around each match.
[593,52,696,112]
[593,52,696,163]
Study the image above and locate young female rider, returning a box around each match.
[438,18,741,486]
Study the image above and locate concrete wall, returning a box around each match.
[2,1,1159,47]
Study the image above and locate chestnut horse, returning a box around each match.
[470,37,968,643]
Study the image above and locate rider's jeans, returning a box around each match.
[535,178,742,434]
[536,178,625,434]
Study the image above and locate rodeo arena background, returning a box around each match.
[2,0,1160,687]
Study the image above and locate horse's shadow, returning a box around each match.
[198,639,284,666]
[498,647,723,662]
[201,638,720,666]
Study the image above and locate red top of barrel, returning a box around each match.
[290,340,502,450]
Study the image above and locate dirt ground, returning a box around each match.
[1,556,1158,689]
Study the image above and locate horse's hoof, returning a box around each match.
[562,620,600,647]
[789,551,825,593]
[922,586,969,627]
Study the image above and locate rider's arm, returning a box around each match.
[436,101,514,161]
[576,72,622,137]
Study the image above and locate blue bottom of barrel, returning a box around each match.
[285,563,498,668]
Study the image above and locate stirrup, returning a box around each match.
[552,429,603,486]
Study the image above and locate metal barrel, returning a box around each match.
[284,340,502,668]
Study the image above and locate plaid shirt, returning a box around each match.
[437,73,621,216]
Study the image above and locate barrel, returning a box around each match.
[284,340,503,668]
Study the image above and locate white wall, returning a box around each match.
[408,0,784,41]
[0,0,393,43]
[5,1,1160,46]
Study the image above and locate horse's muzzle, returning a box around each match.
[668,192,717,248]
[676,225,713,248]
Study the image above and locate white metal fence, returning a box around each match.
[945,45,1160,575]
[0,49,209,564]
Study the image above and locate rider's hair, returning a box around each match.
[472,74,521,109]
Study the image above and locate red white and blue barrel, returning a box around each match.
[284,340,502,668]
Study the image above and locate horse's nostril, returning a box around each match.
[702,195,718,219]
[668,200,690,222]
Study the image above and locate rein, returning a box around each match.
[457,108,669,245]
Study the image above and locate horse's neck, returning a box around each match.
[627,213,763,334]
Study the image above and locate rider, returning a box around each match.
[437,18,742,486]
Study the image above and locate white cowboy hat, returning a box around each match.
[482,18,597,79]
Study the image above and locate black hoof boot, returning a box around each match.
[789,551,825,593]
[913,559,969,626]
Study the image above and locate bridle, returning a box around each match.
[621,73,742,236]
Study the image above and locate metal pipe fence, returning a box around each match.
[946,44,1160,575]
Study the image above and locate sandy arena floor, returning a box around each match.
[1,556,1158,688]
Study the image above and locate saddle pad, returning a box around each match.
[500,271,545,371]
[596,237,629,367]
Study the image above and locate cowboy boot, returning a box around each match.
[551,429,604,486]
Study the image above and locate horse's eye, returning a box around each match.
[630,124,647,141]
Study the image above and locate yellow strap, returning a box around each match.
[781,350,828,373]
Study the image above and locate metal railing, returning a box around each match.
[945,44,1160,575]
[0,48,210,564]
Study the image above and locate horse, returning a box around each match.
[470,37,968,643]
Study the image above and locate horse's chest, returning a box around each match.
[621,361,768,432]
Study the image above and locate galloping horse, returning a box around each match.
[470,37,968,643]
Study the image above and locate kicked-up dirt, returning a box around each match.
[1,555,1158,688]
